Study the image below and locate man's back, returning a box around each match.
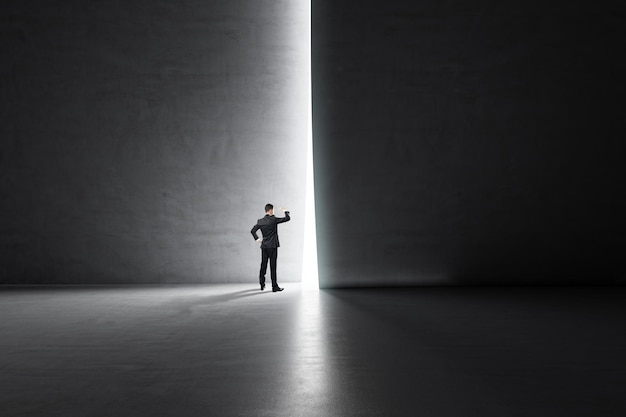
[251,212,290,249]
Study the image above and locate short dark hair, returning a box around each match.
[265,203,273,213]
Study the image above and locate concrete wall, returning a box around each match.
[1,0,308,283]
[313,0,626,287]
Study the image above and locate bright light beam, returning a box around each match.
[301,0,318,290]
[302,110,318,290]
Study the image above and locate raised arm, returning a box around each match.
[276,210,290,224]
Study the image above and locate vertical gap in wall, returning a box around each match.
[302,0,319,290]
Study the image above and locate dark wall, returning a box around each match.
[313,1,626,288]
[1,0,308,283]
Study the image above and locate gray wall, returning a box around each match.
[313,0,626,288]
[1,0,309,284]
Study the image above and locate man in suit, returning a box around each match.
[250,204,291,292]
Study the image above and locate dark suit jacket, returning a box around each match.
[251,212,290,249]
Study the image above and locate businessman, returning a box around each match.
[250,204,290,292]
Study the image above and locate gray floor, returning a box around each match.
[1,284,625,417]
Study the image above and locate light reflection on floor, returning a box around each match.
[289,288,329,411]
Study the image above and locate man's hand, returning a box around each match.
[257,238,262,244]
[279,206,288,212]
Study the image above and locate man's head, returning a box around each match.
[265,203,274,215]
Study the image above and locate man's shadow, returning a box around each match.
[169,287,272,318]
[200,288,268,303]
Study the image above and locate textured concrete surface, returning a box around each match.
[0,1,308,284]
[2,284,625,416]
[312,0,626,287]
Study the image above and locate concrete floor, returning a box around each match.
[1,284,625,416]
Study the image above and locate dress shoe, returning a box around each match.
[272,287,284,292]
[260,284,265,291]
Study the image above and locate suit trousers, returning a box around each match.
[259,247,278,289]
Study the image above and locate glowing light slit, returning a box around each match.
[302,0,319,290]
